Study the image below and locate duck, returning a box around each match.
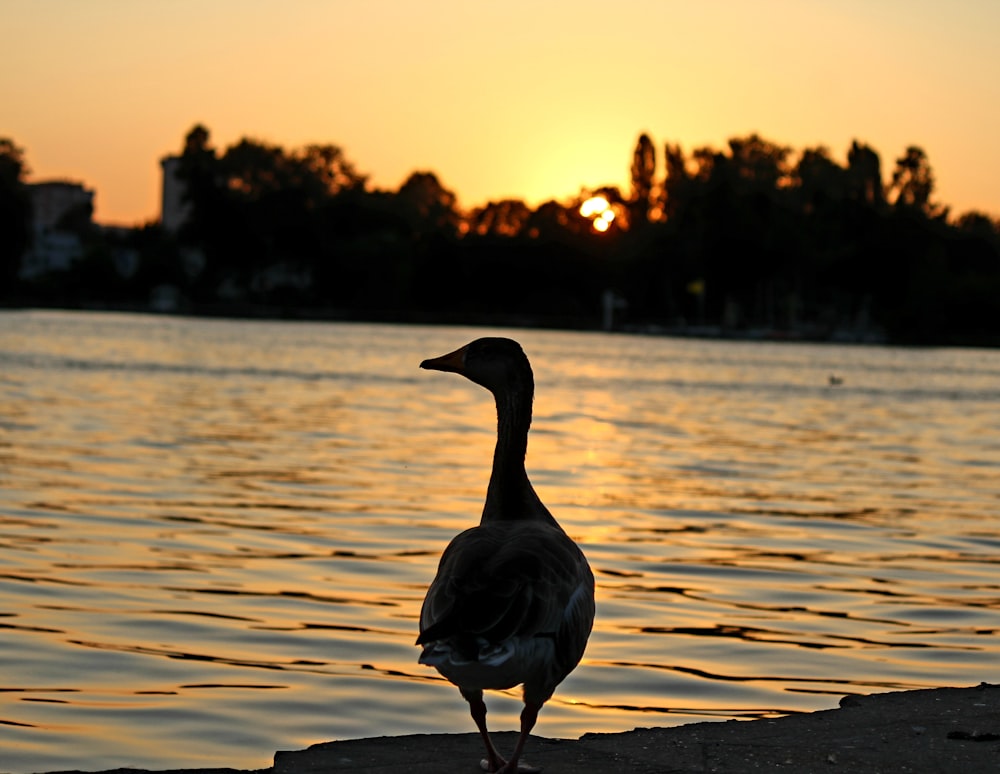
[417,337,595,774]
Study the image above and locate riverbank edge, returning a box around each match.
[34,683,1000,774]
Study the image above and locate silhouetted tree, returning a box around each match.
[396,171,460,236]
[846,141,884,207]
[524,200,576,242]
[955,211,1000,242]
[298,143,367,196]
[468,199,532,237]
[662,142,692,221]
[793,146,847,210]
[629,133,656,226]
[888,145,939,216]
[0,138,31,291]
[173,125,375,303]
[727,134,791,191]
[176,124,221,265]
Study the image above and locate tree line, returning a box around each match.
[2,126,999,344]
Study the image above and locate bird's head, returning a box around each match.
[420,337,534,398]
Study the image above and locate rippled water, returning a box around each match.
[1,310,999,773]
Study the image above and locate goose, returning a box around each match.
[417,337,595,774]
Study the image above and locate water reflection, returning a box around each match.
[0,311,998,772]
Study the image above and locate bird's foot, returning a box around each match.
[479,758,541,774]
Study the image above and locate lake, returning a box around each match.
[1,310,998,772]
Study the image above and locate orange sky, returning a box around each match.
[5,0,1000,225]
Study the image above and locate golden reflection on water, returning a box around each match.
[1,311,1000,772]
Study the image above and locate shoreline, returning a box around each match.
[40,683,1000,774]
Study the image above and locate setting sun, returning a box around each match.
[580,196,616,232]
[579,196,609,218]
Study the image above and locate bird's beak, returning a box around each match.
[420,344,468,374]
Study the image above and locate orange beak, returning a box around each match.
[420,344,469,374]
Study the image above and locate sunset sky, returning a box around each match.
[5,0,1000,225]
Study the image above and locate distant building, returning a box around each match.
[160,155,190,234]
[19,180,94,279]
[29,180,94,231]
[20,231,84,278]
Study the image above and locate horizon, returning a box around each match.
[6,0,1000,225]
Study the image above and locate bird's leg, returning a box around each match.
[462,689,507,772]
[495,701,542,774]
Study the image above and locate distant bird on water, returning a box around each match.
[417,338,595,774]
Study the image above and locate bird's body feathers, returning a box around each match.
[418,520,593,704]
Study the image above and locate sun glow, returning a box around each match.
[579,196,609,218]
[580,196,616,233]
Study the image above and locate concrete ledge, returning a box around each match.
[47,684,1000,774]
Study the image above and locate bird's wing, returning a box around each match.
[417,521,592,656]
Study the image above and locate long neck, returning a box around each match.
[481,386,555,525]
